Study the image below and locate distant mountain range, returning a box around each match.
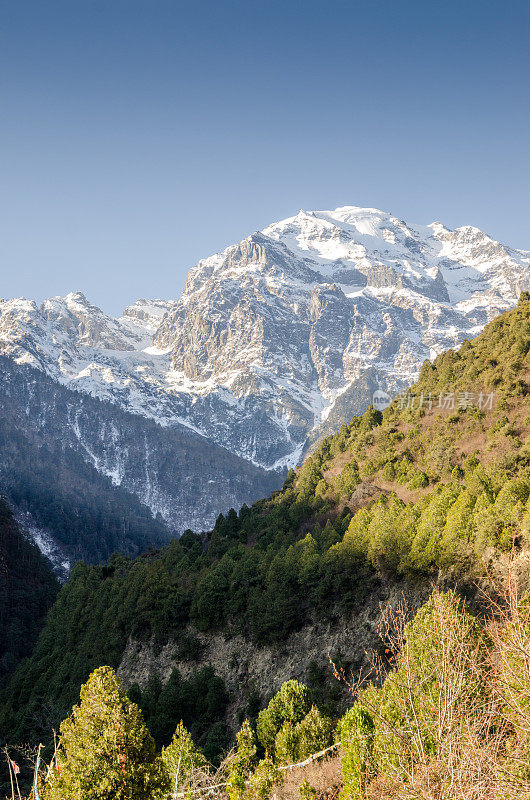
[1,205,528,564]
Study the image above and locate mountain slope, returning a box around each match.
[0,208,528,475]
[0,499,58,687]
[0,356,280,565]
[3,296,529,749]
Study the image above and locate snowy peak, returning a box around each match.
[261,206,445,301]
[41,291,143,351]
[146,205,530,466]
[262,206,530,307]
[428,222,530,304]
[119,299,173,345]
[0,206,529,473]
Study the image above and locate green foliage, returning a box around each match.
[226,768,247,800]
[359,459,377,480]
[407,469,429,489]
[42,666,168,800]
[381,461,396,481]
[412,297,530,400]
[333,461,360,495]
[246,756,282,800]
[256,680,311,757]
[451,465,464,480]
[227,719,259,800]
[234,720,259,773]
[174,631,204,661]
[161,721,206,793]
[274,721,300,765]
[340,592,489,798]
[295,705,333,760]
[130,666,229,760]
[256,683,332,766]
[4,300,530,754]
[338,706,375,799]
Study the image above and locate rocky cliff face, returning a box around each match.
[117,577,435,732]
[0,205,528,488]
[155,210,530,466]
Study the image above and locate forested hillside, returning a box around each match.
[0,500,58,687]
[2,296,529,762]
[12,587,530,800]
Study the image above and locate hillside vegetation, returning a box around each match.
[2,297,530,762]
[11,582,530,800]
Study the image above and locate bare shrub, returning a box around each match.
[275,751,342,800]
[335,584,530,799]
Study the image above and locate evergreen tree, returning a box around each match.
[246,756,282,800]
[161,720,206,794]
[43,666,167,800]
[274,720,300,765]
[338,705,375,799]
[4,298,530,755]
[274,705,332,765]
[227,720,258,800]
[295,705,333,760]
[256,680,310,756]
[233,719,258,773]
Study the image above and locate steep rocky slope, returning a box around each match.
[117,577,435,737]
[0,357,280,565]
[154,208,530,466]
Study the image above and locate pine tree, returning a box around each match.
[246,756,282,800]
[43,666,168,800]
[233,719,258,773]
[274,720,299,764]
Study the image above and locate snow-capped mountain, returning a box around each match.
[1,206,529,478]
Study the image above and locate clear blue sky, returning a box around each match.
[1,0,529,315]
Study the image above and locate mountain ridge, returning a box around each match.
[1,206,528,475]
